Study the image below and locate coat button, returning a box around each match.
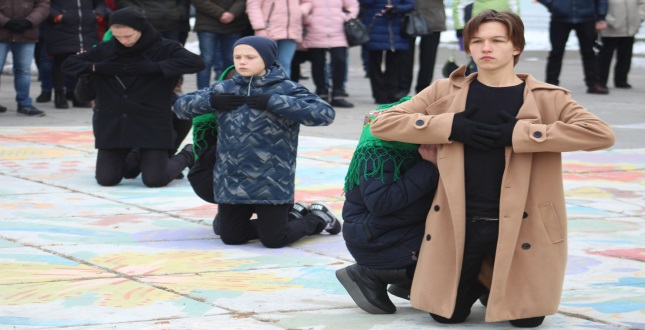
[533,131,542,138]
[523,212,528,219]
[522,243,531,250]
[426,234,431,241]
[434,205,440,212]
[415,119,424,126]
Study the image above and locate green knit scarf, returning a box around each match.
[343,96,421,193]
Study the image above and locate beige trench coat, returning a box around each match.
[370,67,615,322]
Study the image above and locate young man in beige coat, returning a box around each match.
[370,10,615,327]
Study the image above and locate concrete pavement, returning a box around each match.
[1,43,644,329]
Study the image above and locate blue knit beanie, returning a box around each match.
[233,36,278,69]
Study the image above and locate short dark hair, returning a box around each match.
[463,10,525,66]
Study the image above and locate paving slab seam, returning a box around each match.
[557,310,637,330]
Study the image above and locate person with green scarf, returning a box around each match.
[336,98,440,314]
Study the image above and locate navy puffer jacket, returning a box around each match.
[174,66,335,204]
[538,0,607,23]
[360,0,415,51]
[342,155,439,270]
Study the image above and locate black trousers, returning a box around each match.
[546,20,600,87]
[368,49,409,104]
[95,148,189,187]
[309,47,348,97]
[429,220,545,327]
[217,203,325,248]
[52,53,76,93]
[599,36,635,87]
[402,32,442,95]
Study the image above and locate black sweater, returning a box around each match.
[463,79,525,219]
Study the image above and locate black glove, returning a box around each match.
[94,61,125,75]
[4,18,33,31]
[246,94,272,110]
[492,111,518,147]
[210,93,246,111]
[124,61,161,75]
[449,106,501,151]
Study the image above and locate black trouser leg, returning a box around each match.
[140,148,191,188]
[416,32,441,93]
[546,21,572,85]
[329,47,347,97]
[368,50,387,103]
[573,21,601,87]
[598,37,618,87]
[95,148,130,186]
[218,204,324,248]
[430,220,498,324]
[613,36,634,85]
[308,48,328,95]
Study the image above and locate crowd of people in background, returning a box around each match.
[3,0,641,116]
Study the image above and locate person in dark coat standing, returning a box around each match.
[45,0,106,109]
[115,0,190,43]
[336,102,439,314]
[61,7,205,187]
[192,0,251,89]
[401,0,446,94]
[359,0,415,104]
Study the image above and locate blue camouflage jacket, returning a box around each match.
[173,66,335,204]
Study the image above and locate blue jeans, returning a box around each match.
[196,31,241,89]
[275,39,297,78]
[0,42,36,106]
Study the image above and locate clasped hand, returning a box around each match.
[210,93,272,111]
[449,106,518,150]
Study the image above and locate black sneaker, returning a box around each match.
[331,98,354,108]
[289,202,309,220]
[0,104,6,113]
[309,202,341,234]
[17,105,46,117]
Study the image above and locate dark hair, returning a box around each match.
[463,10,525,66]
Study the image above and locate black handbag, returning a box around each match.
[402,11,429,37]
[344,18,370,47]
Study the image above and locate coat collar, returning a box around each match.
[446,66,569,125]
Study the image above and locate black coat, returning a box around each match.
[61,26,204,149]
[341,156,439,270]
[45,0,105,55]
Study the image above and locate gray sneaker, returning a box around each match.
[309,202,342,234]
[17,105,46,117]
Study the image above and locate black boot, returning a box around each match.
[54,89,69,109]
[36,91,51,103]
[336,264,409,314]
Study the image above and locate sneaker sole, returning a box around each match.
[17,112,46,117]
[335,268,392,314]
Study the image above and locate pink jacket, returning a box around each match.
[246,0,312,43]
[302,0,359,49]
